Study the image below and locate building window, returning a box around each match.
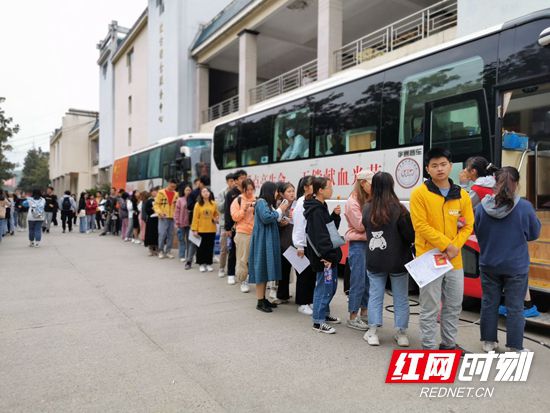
[128,127,132,147]
[128,96,132,115]
[126,48,134,83]
[156,0,164,14]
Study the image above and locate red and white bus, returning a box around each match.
[211,10,550,310]
[112,133,212,192]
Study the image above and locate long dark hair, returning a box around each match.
[369,172,406,227]
[33,189,42,200]
[259,181,278,208]
[296,175,313,199]
[465,156,498,178]
[494,166,519,210]
[197,188,214,206]
[306,176,329,200]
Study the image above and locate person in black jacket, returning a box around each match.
[223,169,247,283]
[362,172,414,347]
[304,176,342,334]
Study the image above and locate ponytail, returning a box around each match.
[306,176,329,200]
[465,156,498,178]
[493,166,519,210]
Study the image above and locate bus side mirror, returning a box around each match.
[539,27,550,47]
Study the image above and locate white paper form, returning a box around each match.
[405,249,453,288]
[189,232,202,247]
[283,246,310,275]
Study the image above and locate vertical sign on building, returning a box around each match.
[158,23,164,123]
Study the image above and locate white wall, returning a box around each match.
[113,25,149,159]
[457,0,548,37]
[147,0,231,143]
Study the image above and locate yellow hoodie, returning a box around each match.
[410,179,474,270]
[153,189,178,219]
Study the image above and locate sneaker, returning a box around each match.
[199,264,207,272]
[524,305,540,318]
[227,276,236,285]
[158,252,165,259]
[124,237,130,242]
[134,240,141,245]
[149,250,156,257]
[394,329,410,347]
[312,323,336,334]
[184,262,192,270]
[363,327,380,346]
[29,241,35,247]
[263,298,278,308]
[482,341,499,352]
[180,258,186,262]
[218,270,226,278]
[325,315,341,324]
[506,347,531,352]
[439,344,470,357]
[256,301,273,313]
[240,282,250,293]
[298,305,313,315]
[347,317,369,331]
[206,265,214,272]
[165,253,175,259]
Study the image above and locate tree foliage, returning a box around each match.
[0,97,18,182]
[18,148,50,192]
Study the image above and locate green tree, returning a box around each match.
[0,97,18,182]
[18,148,50,192]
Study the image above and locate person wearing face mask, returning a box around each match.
[280,128,308,161]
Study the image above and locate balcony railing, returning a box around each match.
[250,59,317,105]
[334,0,457,71]
[204,94,239,123]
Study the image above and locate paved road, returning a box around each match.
[1,227,549,412]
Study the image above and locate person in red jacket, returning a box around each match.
[85,193,98,233]
[459,156,498,208]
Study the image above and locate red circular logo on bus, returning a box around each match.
[395,158,420,189]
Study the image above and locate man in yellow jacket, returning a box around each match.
[410,148,474,352]
[153,179,179,259]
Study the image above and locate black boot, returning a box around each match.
[256,299,272,313]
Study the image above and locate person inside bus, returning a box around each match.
[474,167,541,352]
[325,132,345,155]
[280,128,308,160]
[410,147,474,354]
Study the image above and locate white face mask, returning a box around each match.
[286,129,295,139]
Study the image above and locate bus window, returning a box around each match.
[147,147,161,178]
[127,155,139,182]
[398,56,484,146]
[240,112,272,166]
[136,152,148,180]
[430,99,483,157]
[346,127,377,151]
[274,108,311,162]
[223,125,238,168]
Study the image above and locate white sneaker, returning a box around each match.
[363,327,380,346]
[240,282,250,293]
[347,317,369,331]
[34,242,40,248]
[124,237,130,242]
[29,241,35,247]
[218,270,226,278]
[394,329,410,347]
[298,305,313,315]
[482,341,498,352]
[180,258,186,262]
[134,240,141,245]
[199,264,207,272]
[165,253,175,259]
[506,347,531,352]
[206,265,214,272]
[227,276,236,285]
[158,252,165,259]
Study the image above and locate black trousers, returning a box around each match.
[197,233,216,265]
[277,253,292,300]
[295,265,316,305]
[227,229,237,276]
[61,211,73,231]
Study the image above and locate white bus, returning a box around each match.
[210,9,550,304]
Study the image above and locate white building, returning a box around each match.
[96,0,231,184]
[49,109,99,196]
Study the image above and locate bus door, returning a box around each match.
[423,89,491,170]
[423,90,491,298]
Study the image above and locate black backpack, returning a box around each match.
[62,197,72,212]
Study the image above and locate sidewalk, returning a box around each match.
[1,227,549,412]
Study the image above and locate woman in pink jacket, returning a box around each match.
[344,169,374,331]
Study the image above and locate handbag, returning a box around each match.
[306,221,345,258]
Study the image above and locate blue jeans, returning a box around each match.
[480,272,528,350]
[312,266,338,325]
[28,220,43,242]
[0,219,5,241]
[87,214,96,231]
[177,227,190,259]
[367,271,409,330]
[79,216,88,233]
[158,218,175,254]
[348,241,369,313]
